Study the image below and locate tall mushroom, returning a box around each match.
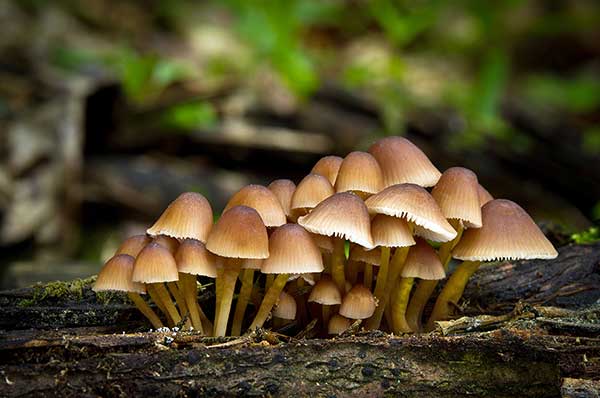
[231,258,262,336]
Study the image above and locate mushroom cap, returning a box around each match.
[291,174,335,213]
[175,239,217,277]
[224,184,286,228]
[273,291,297,320]
[242,258,263,270]
[298,192,374,249]
[115,235,151,258]
[152,235,179,255]
[432,167,482,228]
[365,184,457,242]
[339,284,377,319]
[371,214,416,248]
[132,243,179,283]
[453,199,558,261]
[311,155,343,186]
[147,192,213,242]
[334,151,383,196]
[400,238,445,280]
[368,136,441,188]
[206,205,269,259]
[261,224,324,274]
[477,184,494,206]
[349,246,381,266]
[328,314,352,335]
[308,275,342,305]
[310,232,334,254]
[268,179,296,218]
[93,254,145,294]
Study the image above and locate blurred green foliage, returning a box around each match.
[571,226,600,244]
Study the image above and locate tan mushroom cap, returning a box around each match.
[371,214,416,248]
[339,284,377,319]
[310,232,334,254]
[224,184,286,228]
[453,199,558,261]
[291,174,334,213]
[368,136,441,188]
[349,246,381,266]
[334,151,383,196]
[365,184,457,242]
[273,291,297,320]
[261,224,324,274]
[175,239,217,278]
[153,235,179,255]
[311,155,343,186]
[400,238,445,280]
[308,275,342,305]
[328,314,352,335]
[132,243,179,283]
[298,192,374,249]
[93,254,145,294]
[268,179,296,218]
[115,235,151,258]
[432,167,482,228]
[477,184,494,206]
[147,192,213,242]
[206,205,269,259]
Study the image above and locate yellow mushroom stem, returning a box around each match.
[331,238,346,293]
[322,252,332,275]
[265,274,275,291]
[213,260,242,337]
[370,246,391,316]
[150,283,182,326]
[178,273,204,334]
[322,305,332,326]
[167,281,192,329]
[425,260,481,331]
[406,221,464,331]
[365,246,409,330]
[347,260,360,284]
[363,263,373,290]
[231,268,255,336]
[249,273,289,330]
[391,277,414,333]
[146,284,174,326]
[127,292,164,329]
[294,278,308,327]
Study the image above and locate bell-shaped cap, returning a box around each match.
[311,155,343,186]
[349,246,381,266]
[432,167,482,228]
[175,239,217,277]
[268,179,296,218]
[328,314,352,335]
[224,184,286,228]
[115,235,151,258]
[310,232,334,254]
[478,184,494,206]
[339,284,377,320]
[153,235,179,255]
[132,243,179,283]
[298,192,374,249]
[273,291,297,320]
[371,214,416,248]
[365,184,456,242]
[400,238,445,280]
[261,224,324,274]
[334,151,383,196]
[291,174,334,214]
[206,205,269,259]
[93,254,145,294]
[308,275,342,305]
[453,199,558,261]
[147,192,213,242]
[368,136,441,188]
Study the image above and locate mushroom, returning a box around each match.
[349,246,382,289]
[268,179,296,220]
[426,199,558,330]
[114,235,151,257]
[477,184,494,206]
[272,290,297,329]
[206,205,269,337]
[339,284,377,323]
[249,224,323,331]
[328,314,352,335]
[224,184,287,228]
[147,192,213,241]
[290,174,334,221]
[334,151,383,199]
[93,254,163,329]
[231,258,263,336]
[390,238,445,333]
[297,192,374,293]
[308,275,342,326]
[310,155,343,186]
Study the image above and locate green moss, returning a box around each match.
[18,277,96,307]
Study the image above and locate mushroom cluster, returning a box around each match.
[93,136,558,336]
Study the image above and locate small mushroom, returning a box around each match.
[268,179,296,220]
[308,275,342,326]
[224,184,287,228]
[147,192,213,242]
[328,314,352,335]
[273,290,297,328]
[290,174,334,220]
[114,235,151,258]
[334,151,383,199]
[339,284,377,322]
[310,155,343,186]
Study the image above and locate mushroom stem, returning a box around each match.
[167,282,192,329]
[151,283,182,326]
[425,260,481,331]
[406,222,463,331]
[127,292,164,329]
[365,247,409,330]
[371,246,390,312]
[265,274,275,291]
[249,273,289,330]
[294,278,308,328]
[322,305,331,326]
[179,273,204,334]
[391,277,414,333]
[214,260,242,337]
[146,284,174,326]
[363,263,372,290]
[331,238,346,293]
[322,252,332,275]
[347,260,359,284]
[213,266,223,333]
[231,269,255,336]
